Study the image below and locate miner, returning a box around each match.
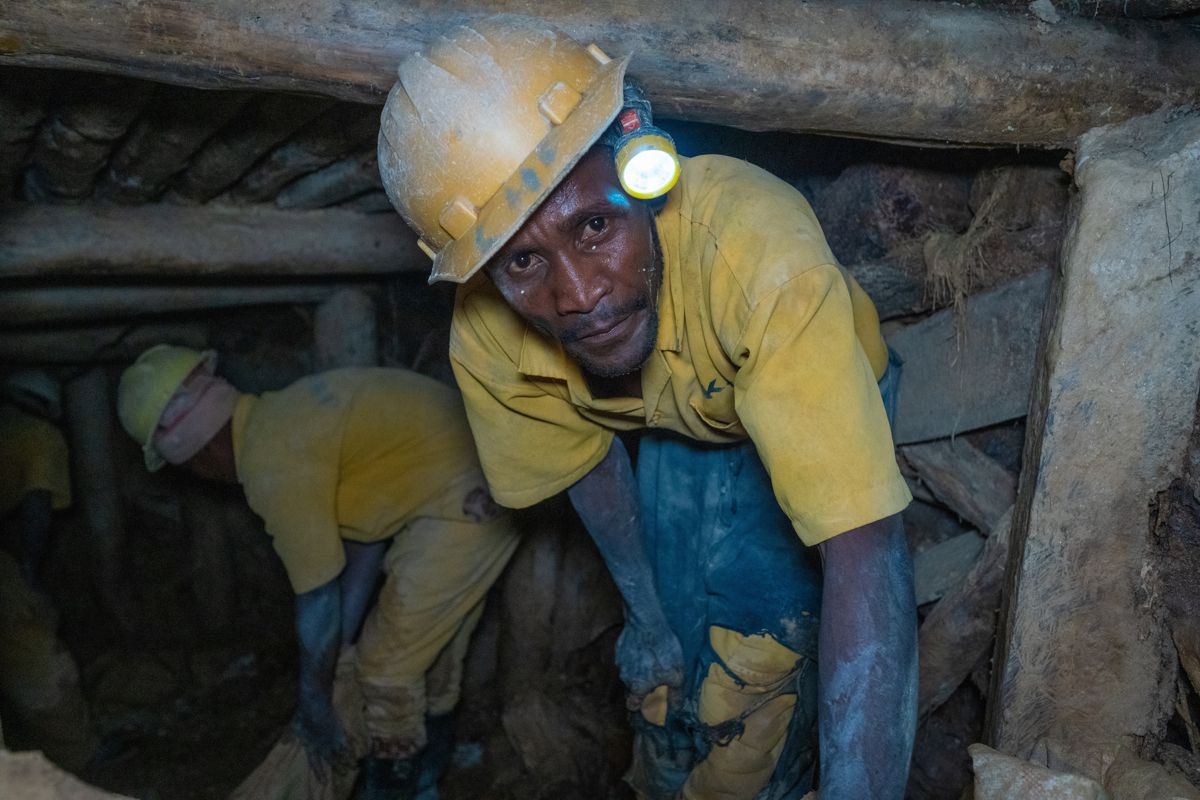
[117,346,518,798]
[377,20,917,800]
[0,369,98,770]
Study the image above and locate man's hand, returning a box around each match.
[293,580,348,782]
[616,616,685,707]
[290,695,353,782]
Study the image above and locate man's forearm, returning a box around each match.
[816,513,917,799]
[567,437,683,695]
[339,540,386,646]
[295,580,342,711]
[567,437,665,628]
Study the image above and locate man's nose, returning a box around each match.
[552,257,607,316]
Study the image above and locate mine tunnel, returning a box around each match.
[1,3,1199,800]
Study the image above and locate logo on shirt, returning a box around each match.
[701,379,726,399]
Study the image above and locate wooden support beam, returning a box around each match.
[23,74,152,203]
[902,439,1017,533]
[2,1,1197,147]
[275,149,381,210]
[0,68,55,201]
[919,507,1013,719]
[170,93,333,203]
[97,87,253,204]
[888,269,1051,445]
[989,110,1200,758]
[0,283,361,327]
[971,0,1200,18]
[224,103,379,204]
[0,323,207,363]
[903,437,1018,718]
[0,203,423,277]
[63,367,135,631]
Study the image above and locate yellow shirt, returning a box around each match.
[232,368,487,594]
[0,404,72,517]
[450,155,911,546]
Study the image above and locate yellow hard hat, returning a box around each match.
[117,344,215,471]
[377,17,630,284]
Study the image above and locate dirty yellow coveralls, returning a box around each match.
[451,155,911,798]
[231,368,519,749]
[0,404,96,770]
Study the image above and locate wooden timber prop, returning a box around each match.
[0,67,54,199]
[903,439,1018,535]
[63,367,137,631]
[989,109,1200,762]
[275,148,381,210]
[224,103,380,204]
[170,92,333,203]
[888,269,1051,445]
[2,1,1198,148]
[0,283,363,327]
[0,203,424,277]
[902,438,1017,718]
[23,74,152,203]
[0,323,207,362]
[0,202,928,328]
[97,87,253,204]
[972,0,1200,17]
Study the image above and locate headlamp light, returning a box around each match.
[615,131,680,200]
[609,92,680,201]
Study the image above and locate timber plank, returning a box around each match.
[989,110,1200,757]
[888,270,1051,445]
[2,1,1198,148]
[0,204,424,277]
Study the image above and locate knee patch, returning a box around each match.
[708,627,802,691]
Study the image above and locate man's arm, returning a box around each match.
[293,579,351,778]
[816,512,917,800]
[339,540,386,646]
[567,436,684,701]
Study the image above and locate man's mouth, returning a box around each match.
[573,311,637,345]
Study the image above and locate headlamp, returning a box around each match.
[610,91,680,201]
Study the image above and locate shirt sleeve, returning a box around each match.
[732,263,912,546]
[450,290,613,509]
[238,396,347,595]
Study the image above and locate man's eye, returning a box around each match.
[585,216,607,234]
[510,253,534,271]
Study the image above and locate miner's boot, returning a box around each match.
[415,713,455,799]
[360,754,420,800]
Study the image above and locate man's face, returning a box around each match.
[485,147,661,379]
